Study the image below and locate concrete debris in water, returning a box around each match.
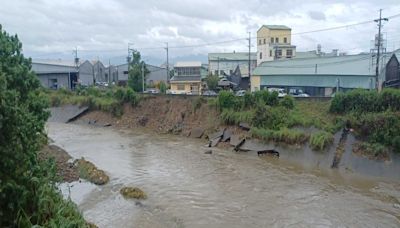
[257,149,280,157]
[190,128,204,138]
[120,187,147,199]
[209,136,222,147]
[221,130,232,142]
[239,122,250,131]
[208,129,225,141]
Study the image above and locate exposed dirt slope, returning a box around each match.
[77,96,222,136]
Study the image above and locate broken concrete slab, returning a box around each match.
[103,123,112,127]
[230,135,242,146]
[221,130,232,142]
[190,128,204,138]
[233,138,246,151]
[209,136,222,147]
[204,150,212,154]
[48,105,89,123]
[208,129,225,140]
[240,140,275,151]
[239,122,251,131]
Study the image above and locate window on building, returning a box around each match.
[263,39,266,44]
[270,37,274,43]
[277,49,282,57]
[275,37,279,43]
[286,49,293,57]
[259,39,261,45]
[215,70,218,75]
[177,84,185,90]
[269,50,272,57]
[260,52,262,59]
[284,37,287,43]
[123,71,128,75]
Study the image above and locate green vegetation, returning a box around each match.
[309,131,334,151]
[120,187,147,199]
[216,91,340,149]
[76,158,109,185]
[159,81,167,94]
[330,89,400,153]
[47,86,140,117]
[330,88,400,113]
[220,109,255,125]
[353,142,389,160]
[206,74,219,91]
[127,49,149,92]
[0,25,87,227]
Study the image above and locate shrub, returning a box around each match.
[218,91,237,110]
[348,111,400,148]
[309,131,334,150]
[192,96,206,112]
[252,103,288,130]
[125,88,139,106]
[280,95,295,109]
[329,89,400,114]
[159,81,167,94]
[243,92,255,108]
[114,87,126,101]
[220,109,254,125]
[392,136,400,153]
[253,90,279,106]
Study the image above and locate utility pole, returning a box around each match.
[73,47,79,89]
[127,43,133,77]
[142,62,145,93]
[165,42,169,81]
[108,59,111,84]
[217,57,220,76]
[248,32,251,79]
[374,9,388,90]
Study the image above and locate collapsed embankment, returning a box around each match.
[75,95,244,137]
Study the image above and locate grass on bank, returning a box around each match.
[309,131,334,151]
[45,86,140,117]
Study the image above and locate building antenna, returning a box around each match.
[374,9,388,90]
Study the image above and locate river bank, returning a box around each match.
[46,122,400,227]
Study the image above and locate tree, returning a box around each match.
[206,74,219,91]
[159,81,167,93]
[0,25,85,226]
[127,50,149,92]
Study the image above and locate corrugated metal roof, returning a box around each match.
[260,25,291,30]
[208,52,257,61]
[174,61,202,67]
[253,54,375,76]
[33,59,76,67]
[170,76,201,82]
[259,74,375,89]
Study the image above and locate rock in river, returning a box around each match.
[120,187,147,199]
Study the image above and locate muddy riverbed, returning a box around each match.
[47,122,400,228]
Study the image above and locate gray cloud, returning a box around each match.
[0,0,399,64]
[308,11,326,21]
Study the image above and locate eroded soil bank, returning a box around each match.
[47,122,400,228]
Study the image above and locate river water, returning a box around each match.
[47,123,400,228]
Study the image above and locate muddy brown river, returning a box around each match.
[47,123,400,228]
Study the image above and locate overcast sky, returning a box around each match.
[1,0,399,65]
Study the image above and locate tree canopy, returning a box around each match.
[128,50,149,92]
[0,24,86,226]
